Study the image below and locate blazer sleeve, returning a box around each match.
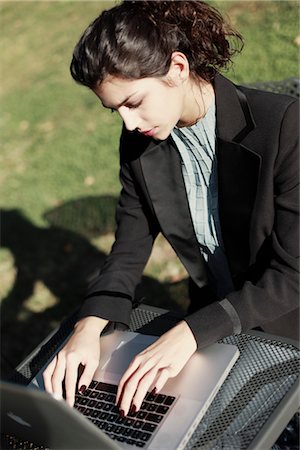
[77,158,159,326]
[185,99,299,348]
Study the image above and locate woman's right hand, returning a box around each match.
[43,316,108,407]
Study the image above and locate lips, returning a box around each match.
[141,128,156,137]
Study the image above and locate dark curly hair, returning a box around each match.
[70,1,243,89]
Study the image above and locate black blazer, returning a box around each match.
[79,75,299,347]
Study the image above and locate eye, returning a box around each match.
[127,100,142,110]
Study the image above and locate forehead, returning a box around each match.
[94,76,163,106]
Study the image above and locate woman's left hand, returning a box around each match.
[116,320,197,416]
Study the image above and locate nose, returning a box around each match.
[119,107,139,132]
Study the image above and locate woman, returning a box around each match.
[43,0,299,418]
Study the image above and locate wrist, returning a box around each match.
[75,316,109,335]
[179,320,197,352]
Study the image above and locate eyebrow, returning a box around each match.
[101,91,139,110]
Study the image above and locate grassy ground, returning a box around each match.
[0,1,299,378]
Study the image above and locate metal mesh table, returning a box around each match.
[246,77,299,98]
[5,305,299,450]
[130,307,300,450]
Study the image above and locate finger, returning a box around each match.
[116,353,160,409]
[51,354,67,398]
[43,356,57,393]
[118,373,140,416]
[64,354,82,407]
[77,359,99,395]
[119,362,160,416]
[131,366,159,413]
[153,367,170,394]
[116,356,142,405]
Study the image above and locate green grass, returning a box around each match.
[216,1,300,83]
[0,1,122,226]
[0,1,299,375]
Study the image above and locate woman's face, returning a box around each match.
[94,75,186,141]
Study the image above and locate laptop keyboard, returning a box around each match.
[74,381,176,447]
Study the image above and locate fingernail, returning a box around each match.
[130,404,136,415]
[79,385,86,394]
[120,409,125,418]
[152,387,157,394]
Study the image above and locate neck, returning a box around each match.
[177,78,214,128]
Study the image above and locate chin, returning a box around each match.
[155,128,172,141]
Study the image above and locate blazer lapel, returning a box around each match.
[140,139,208,289]
[215,75,261,275]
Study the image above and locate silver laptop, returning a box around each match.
[1,330,239,449]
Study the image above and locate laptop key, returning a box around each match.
[136,411,147,420]
[142,422,157,433]
[96,382,118,394]
[140,431,151,442]
[146,403,157,412]
[97,392,108,401]
[145,392,156,402]
[95,401,105,409]
[88,390,99,399]
[87,399,97,408]
[124,418,135,427]
[155,394,166,404]
[164,396,175,406]
[146,413,163,423]
[91,409,101,419]
[99,411,109,420]
[133,420,144,429]
[111,404,120,414]
[114,425,125,435]
[128,408,138,418]
[122,428,133,437]
[107,413,118,422]
[156,405,169,414]
[106,423,115,433]
[115,415,126,425]
[131,430,142,439]
[103,403,114,412]
[136,442,146,447]
[106,394,116,403]
[89,381,98,389]
[98,421,108,430]
[83,408,92,416]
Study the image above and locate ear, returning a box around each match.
[166,52,190,86]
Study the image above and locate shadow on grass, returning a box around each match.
[1,196,188,380]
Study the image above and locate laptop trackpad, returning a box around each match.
[94,332,158,379]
